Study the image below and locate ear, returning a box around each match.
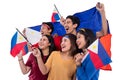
[48,29,52,33]
[73,24,78,29]
[48,43,51,46]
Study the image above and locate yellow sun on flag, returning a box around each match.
[31,31,34,35]
[19,35,24,41]
[92,44,97,50]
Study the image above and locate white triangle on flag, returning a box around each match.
[17,32,26,44]
[53,7,58,13]
[25,28,42,45]
[88,39,98,54]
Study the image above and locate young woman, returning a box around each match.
[75,28,99,80]
[32,34,78,80]
[17,35,56,80]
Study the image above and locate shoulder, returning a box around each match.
[51,51,61,54]
[50,51,61,56]
[28,53,36,60]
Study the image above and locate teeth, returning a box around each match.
[62,46,65,48]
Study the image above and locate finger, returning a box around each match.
[80,52,84,55]
[31,47,36,51]
[97,2,102,8]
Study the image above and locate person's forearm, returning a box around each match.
[18,58,29,74]
[36,56,48,75]
[101,10,108,35]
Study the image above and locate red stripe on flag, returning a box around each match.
[88,49,104,69]
[51,13,57,22]
[10,42,27,57]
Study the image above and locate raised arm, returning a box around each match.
[96,2,108,38]
[17,51,31,74]
[32,48,49,75]
[60,16,66,26]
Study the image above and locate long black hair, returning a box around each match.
[77,28,96,48]
[39,35,56,62]
[62,34,78,56]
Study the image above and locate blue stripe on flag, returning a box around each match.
[98,40,112,65]
[11,32,17,50]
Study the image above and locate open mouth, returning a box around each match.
[61,45,66,49]
[41,32,44,35]
[65,27,69,31]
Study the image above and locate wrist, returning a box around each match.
[36,55,41,58]
[18,58,23,61]
[100,10,105,15]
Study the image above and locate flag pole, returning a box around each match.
[16,28,32,45]
[54,4,61,18]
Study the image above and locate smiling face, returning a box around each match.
[64,18,76,34]
[38,36,50,50]
[76,33,86,49]
[40,24,51,36]
[61,36,71,52]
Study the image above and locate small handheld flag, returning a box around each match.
[51,4,61,22]
[10,28,29,57]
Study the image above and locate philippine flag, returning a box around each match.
[51,7,60,22]
[10,32,28,57]
[25,27,42,45]
[87,39,112,69]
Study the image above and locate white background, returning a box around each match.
[0,0,119,80]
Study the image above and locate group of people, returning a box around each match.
[17,2,109,80]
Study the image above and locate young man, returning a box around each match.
[60,15,80,36]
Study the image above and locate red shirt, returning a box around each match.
[53,36,62,50]
[26,53,48,80]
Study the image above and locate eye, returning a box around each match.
[77,35,80,39]
[43,38,46,41]
[40,38,42,41]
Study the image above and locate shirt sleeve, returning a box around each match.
[25,53,33,67]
